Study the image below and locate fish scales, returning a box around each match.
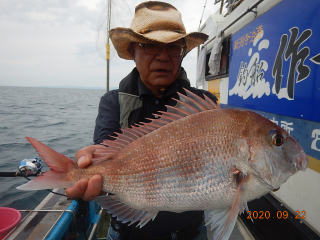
[18,89,308,240]
[88,110,254,211]
[69,111,240,210]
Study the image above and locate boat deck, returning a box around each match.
[4,188,249,240]
[4,189,72,240]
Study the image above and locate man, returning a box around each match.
[66,1,217,239]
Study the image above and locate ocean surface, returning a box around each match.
[0,86,105,210]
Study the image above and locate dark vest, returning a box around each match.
[118,67,192,128]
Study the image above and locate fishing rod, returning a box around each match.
[1,158,90,240]
[0,157,42,177]
[0,157,67,197]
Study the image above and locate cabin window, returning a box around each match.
[205,36,231,80]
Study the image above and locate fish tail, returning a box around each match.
[17,137,77,190]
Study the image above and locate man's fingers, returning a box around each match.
[68,145,105,201]
[76,145,106,168]
[65,175,102,201]
[75,146,95,167]
[65,179,89,199]
[82,175,103,201]
[77,155,91,168]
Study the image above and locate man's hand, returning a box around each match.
[65,145,103,201]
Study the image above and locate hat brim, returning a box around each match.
[109,27,208,60]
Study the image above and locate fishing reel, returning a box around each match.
[0,157,43,177]
[17,157,66,197]
[18,157,42,177]
[0,157,66,197]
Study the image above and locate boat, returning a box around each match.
[197,0,320,239]
[0,158,109,240]
[2,0,320,239]
[1,190,106,240]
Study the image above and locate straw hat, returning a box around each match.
[109,1,208,60]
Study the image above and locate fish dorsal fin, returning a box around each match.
[93,88,218,163]
[178,88,219,111]
[95,195,158,228]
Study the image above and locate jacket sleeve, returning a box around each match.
[93,90,121,144]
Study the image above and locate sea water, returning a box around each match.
[0,86,105,210]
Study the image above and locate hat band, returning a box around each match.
[139,28,186,34]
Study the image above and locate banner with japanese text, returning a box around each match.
[228,0,320,123]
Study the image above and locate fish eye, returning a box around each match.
[272,134,284,146]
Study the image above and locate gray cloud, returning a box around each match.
[0,0,100,31]
[0,0,219,89]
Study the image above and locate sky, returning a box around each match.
[0,0,220,90]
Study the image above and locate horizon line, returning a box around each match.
[0,85,117,90]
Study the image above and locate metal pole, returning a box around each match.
[198,0,208,31]
[106,0,111,92]
[221,0,263,34]
[87,208,104,240]
[220,0,224,14]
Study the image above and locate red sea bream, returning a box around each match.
[18,89,308,240]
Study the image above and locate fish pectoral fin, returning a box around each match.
[205,172,249,240]
[204,209,237,240]
[94,195,158,228]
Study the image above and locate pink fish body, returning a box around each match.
[18,89,308,240]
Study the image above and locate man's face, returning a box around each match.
[130,39,185,95]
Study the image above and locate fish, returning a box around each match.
[17,88,308,240]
